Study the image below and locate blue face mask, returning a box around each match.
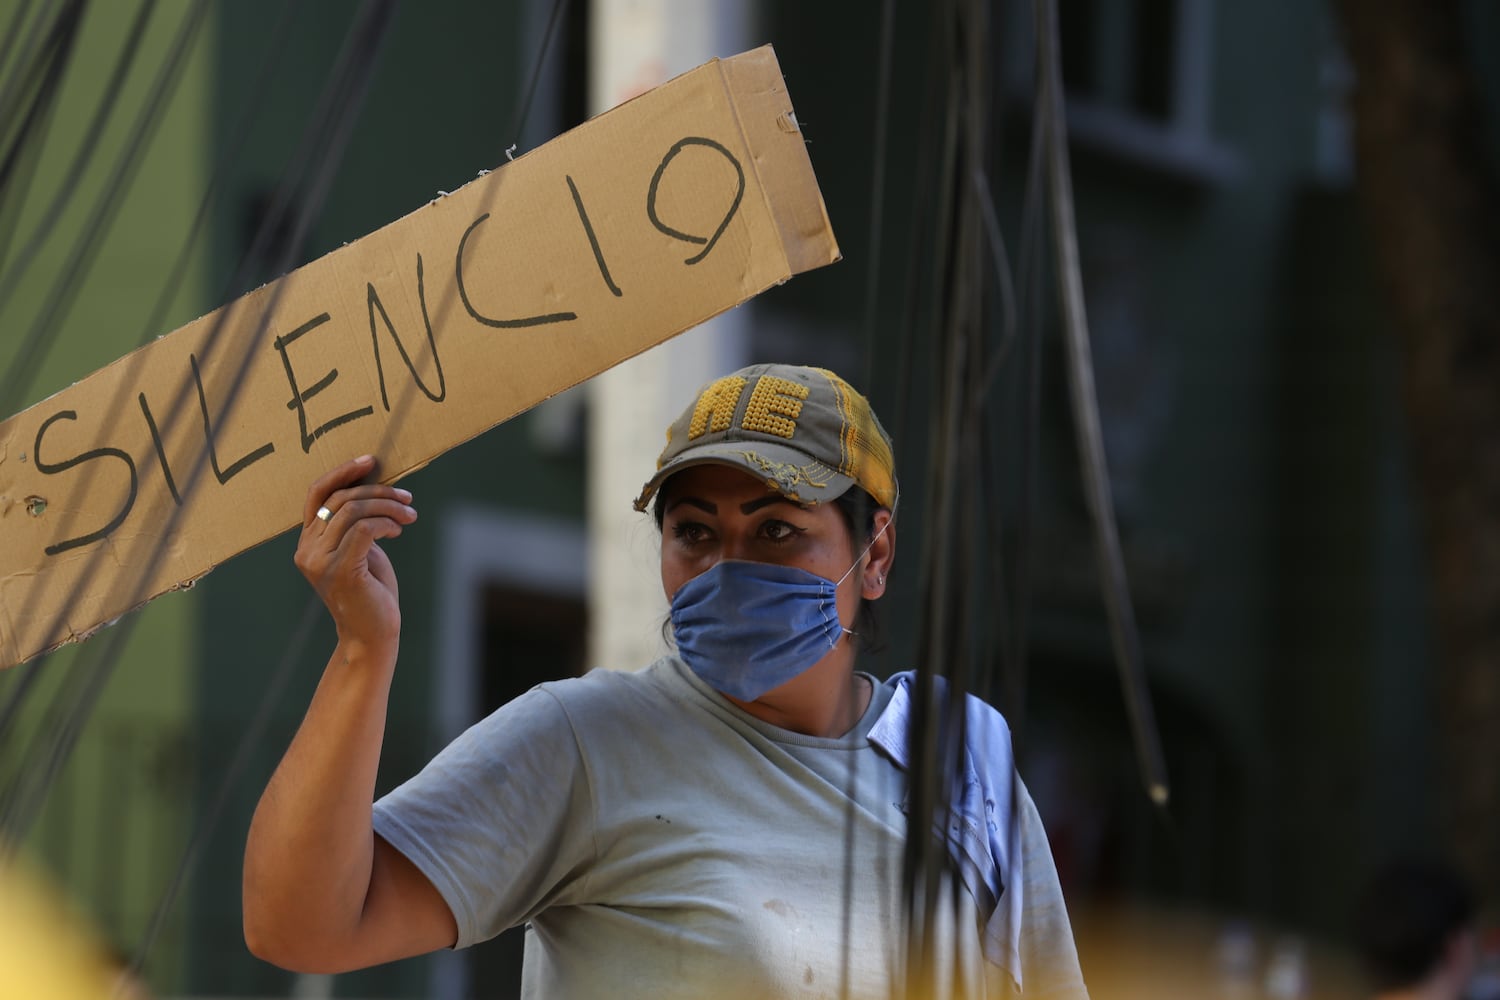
[670,559,853,701]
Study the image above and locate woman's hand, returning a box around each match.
[294,455,418,657]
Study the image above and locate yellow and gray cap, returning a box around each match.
[634,363,898,512]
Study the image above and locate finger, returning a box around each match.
[312,483,414,528]
[303,455,378,524]
[326,517,408,570]
[316,499,418,546]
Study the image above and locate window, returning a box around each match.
[1006,0,1241,183]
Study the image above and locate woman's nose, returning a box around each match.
[720,531,753,563]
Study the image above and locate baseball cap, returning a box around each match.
[633,363,898,512]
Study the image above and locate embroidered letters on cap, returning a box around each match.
[688,375,747,439]
[634,363,898,513]
[742,376,809,439]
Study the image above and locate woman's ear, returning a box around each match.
[861,509,896,599]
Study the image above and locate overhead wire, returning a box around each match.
[0,0,42,85]
[886,0,954,447]
[0,0,87,273]
[0,0,218,803]
[0,0,397,848]
[1034,0,1170,807]
[0,0,382,672]
[0,0,157,314]
[901,0,978,984]
[969,95,1024,713]
[857,0,896,395]
[4,33,403,994]
[892,0,1167,985]
[997,87,1051,736]
[126,596,322,980]
[0,0,300,759]
[0,0,67,159]
[0,0,210,420]
[953,0,994,706]
[127,0,577,974]
[0,0,71,139]
[504,0,570,161]
[3,0,553,869]
[123,2,401,968]
[841,6,903,991]
[132,0,302,351]
[0,0,204,827]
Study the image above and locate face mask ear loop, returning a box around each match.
[832,510,894,642]
[835,516,893,589]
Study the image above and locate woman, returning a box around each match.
[242,363,1089,998]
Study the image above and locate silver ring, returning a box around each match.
[315,505,334,523]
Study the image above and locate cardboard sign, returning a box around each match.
[0,46,839,671]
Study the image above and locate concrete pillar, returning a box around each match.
[586,0,753,672]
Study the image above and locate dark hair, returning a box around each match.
[651,481,888,654]
[1354,858,1476,991]
[830,487,885,653]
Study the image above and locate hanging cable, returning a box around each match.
[902,1,980,988]
[998,88,1051,737]
[0,0,217,800]
[0,1,87,271]
[503,0,569,161]
[368,0,577,464]
[0,0,301,752]
[0,0,389,660]
[1035,0,1170,807]
[0,0,397,847]
[886,0,954,447]
[0,0,42,87]
[129,0,578,975]
[132,0,302,346]
[858,0,897,394]
[0,0,75,141]
[0,0,209,418]
[0,0,156,310]
[126,596,322,979]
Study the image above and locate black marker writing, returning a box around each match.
[273,313,376,453]
[567,175,622,297]
[191,353,275,483]
[33,410,139,556]
[138,392,182,506]
[368,254,447,412]
[456,213,578,328]
[646,137,745,265]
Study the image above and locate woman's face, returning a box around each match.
[658,464,890,631]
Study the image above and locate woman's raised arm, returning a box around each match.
[241,455,456,972]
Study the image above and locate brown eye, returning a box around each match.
[671,521,711,545]
[760,520,802,543]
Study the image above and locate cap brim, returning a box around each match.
[633,440,856,512]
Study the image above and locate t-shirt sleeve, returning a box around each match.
[1011,782,1090,999]
[372,685,597,949]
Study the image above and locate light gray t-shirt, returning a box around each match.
[373,657,1088,999]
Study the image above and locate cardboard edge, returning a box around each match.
[718,46,842,277]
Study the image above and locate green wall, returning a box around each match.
[0,0,214,990]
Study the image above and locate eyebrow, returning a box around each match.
[663,494,797,516]
[665,497,717,516]
[739,495,794,515]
